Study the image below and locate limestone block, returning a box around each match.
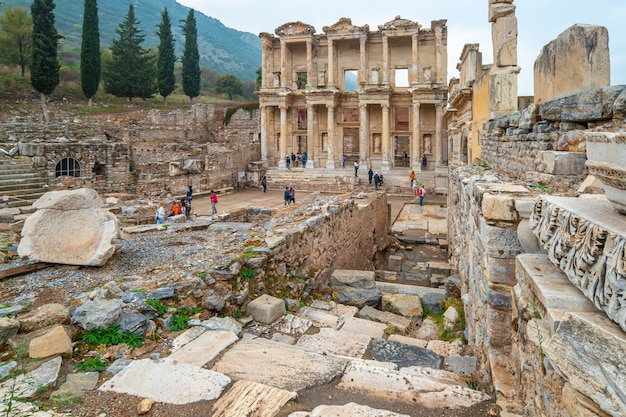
[492,15,517,67]
[291,402,410,417]
[545,312,626,416]
[381,293,423,318]
[333,287,381,308]
[516,220,544,255]
[358,306,412,333]
[0,317,20,346]
[478,217,523,259]
[534,25,610,104]
[444,356,477,375]
[539,86,624,122]
[331,269,376,289]
[18,142,44,156]
[28,326,72,358]
[561,382,612,417]
[482,193,519,222]
[540,151,587,175]
[183,159,204,174]
[18,189,120,266]
[212,381,297,417]
[387,255,402,272]
[0,356,62,399]
[247,294,285,324]
[296,327,371,359]
[489,3,516,22]
[488,70,519,117]
[18,303,70,334]
[514,198,536,219]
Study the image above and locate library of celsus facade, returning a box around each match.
[257,17,448,172]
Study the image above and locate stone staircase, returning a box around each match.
[0,156,48,208]
[264,166,440,195]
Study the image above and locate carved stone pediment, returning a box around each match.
[378,16,420,32]
[275,21,315,36]
[323,18,369,35]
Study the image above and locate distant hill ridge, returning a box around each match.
[4,0,261,80]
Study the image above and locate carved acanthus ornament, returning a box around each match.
[323,18,369,36]
[529,196,626,331]
[378,16,420,31]
[275,22,316,36]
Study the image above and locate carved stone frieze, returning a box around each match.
[378,16,420,32]
[529,196,626,331]
[323,18,369,35]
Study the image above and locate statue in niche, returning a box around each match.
[273,73,280,87]
[322,133,328,151]
[423,134,432,155]
[318,71,326,86]
[374,135,381,153]
[423,67,432,83]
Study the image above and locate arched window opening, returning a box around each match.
[55,157,81,178]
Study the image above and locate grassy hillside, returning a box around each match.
[3,0,261,80]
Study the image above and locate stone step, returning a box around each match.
[0,168,44,176]
[0,183,47,193]
[0,178,48,188]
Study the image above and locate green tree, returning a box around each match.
[0,6,32,78]
[255,66,262,89]
[156,7,175,104]
[30,0,61,123]
[181,8,200,102]
[103,4,156,101]
[80,0,100,106]
[214,74,243,100]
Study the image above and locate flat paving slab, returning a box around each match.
[340,316,387,339]
[99,358,230,404]
[289,402,410,417]
[212,380,297,417]
[296,327,371,359]
[168,330,239,367]
[211,337,347,392]
[337,361,490,409]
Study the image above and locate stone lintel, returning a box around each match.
[515,254,599,335]
[529,196,626,332]
[540,151,587,175]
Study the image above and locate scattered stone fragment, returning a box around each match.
[371,338,442,369]
[296,327,371,359]
[0,356,62,399]
[50,372,99,400]
[137,398,155,415]
[288,402,410,417]
[212,380,297,417]
[29,325,72,359]
[247,294,286,324]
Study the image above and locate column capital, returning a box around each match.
[412,101,421,109]
[381,103,390,110]
[279,103,288,111]
[359,103,367,111]
[326,103,335,110]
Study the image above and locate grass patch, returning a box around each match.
[145,299,169,316]
[81,323,143,348]
[75,357,108,372]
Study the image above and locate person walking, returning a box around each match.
[185,185,193,217]
[418,185,425,206]
[286,155,291,169]
[261,176,267,193]
[155,202,166,224]
[410,170,415,187]
[302,153,307,167]
[368,168,374,185]
[373,172,380,190]
[412,179,419,196]
[341,155,346,168]
[354,160,359,177]
[284,187,290,206]
[289,187,296,204]
[422,155,427,168]
[210,190,218,214]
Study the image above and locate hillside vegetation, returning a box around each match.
[3,0,261,80]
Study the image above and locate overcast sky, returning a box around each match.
[176,0,626,96]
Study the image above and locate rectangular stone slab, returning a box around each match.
[168,330,239,367]
[99,358,230,404]
[296,327,371,359]
[211,337,346,392]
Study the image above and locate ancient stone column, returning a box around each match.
[412,33,419,84]
[326,104,335,169]
[412,101,422,171]
[359,35,367,85]
[260,33,273,89]
[260,105,268,163]
[381,103,390,172]
[306,39,313,88]
[278,104,288,168]
[306,105,315,167]
[359,104,368,167]
[435,102,444,165]
[382,35,389,85]
[327,39,334,87]
[434,25,444,84]
[280,40,287,89]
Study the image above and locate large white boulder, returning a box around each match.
[18,189,120,266]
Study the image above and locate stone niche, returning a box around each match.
[534,24,610,104]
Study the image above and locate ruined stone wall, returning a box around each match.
[479,85,626,190]
[263,193,390,289]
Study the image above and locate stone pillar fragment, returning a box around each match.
[492,14,518,67]
[382,36,389,85]
[327,39,334,87]
[280,40,287,89]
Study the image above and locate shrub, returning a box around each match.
[75,357,108,372]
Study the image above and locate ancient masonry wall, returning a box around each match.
[479,85,626,190]
[450,169,626,416]
[261,194,390,289]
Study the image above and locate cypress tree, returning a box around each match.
[103,4,156,101]
[156,7,175,104]
[81,0,100,106]
[181,9,200,102]
[30,0,61,123]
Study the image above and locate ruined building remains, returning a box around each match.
[258,17,448,173]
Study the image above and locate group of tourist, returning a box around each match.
[367,168,384,190]
[286,152,308,169]
[283,187,296,205]
[410,170,426,206]
[155,186,220,224]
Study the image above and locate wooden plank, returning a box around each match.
[0,262,53,280]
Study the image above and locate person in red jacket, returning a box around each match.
[210,190,218,215]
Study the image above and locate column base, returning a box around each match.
[326,161,335,170]
[279,160,287,169]
[306,161,315,169]
[412,163,423,172]
[381,161,391,173]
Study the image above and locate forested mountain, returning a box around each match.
[3,0,261,80]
